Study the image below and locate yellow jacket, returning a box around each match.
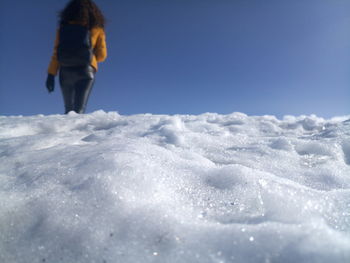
[48,26,107,76]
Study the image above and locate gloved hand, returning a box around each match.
[46,74,55,93]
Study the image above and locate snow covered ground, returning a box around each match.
[0,111,350,263]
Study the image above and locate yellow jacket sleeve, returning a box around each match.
[47,30,60,76]
[94,29,107,63]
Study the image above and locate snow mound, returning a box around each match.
[0,111,350,263]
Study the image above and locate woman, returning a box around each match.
[46,0,107,114]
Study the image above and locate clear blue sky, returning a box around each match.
[0,0,349,118]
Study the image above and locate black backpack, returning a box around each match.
[57,24,93,67]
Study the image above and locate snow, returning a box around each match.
[0,110,350,263]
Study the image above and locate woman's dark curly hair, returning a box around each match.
[59,0,105,29]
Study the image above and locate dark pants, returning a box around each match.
[59,65,95,114]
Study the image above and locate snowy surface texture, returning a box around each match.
[1,111,350,263]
